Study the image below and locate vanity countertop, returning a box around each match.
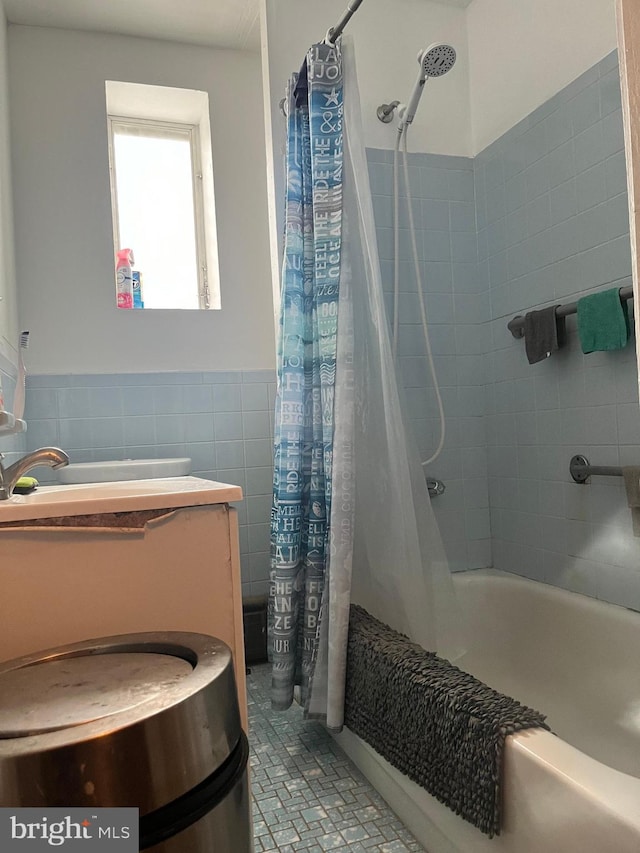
[0,476,243,524]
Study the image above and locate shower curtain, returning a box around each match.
[270,37,462,732]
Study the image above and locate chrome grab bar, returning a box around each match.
[570,454,622,484]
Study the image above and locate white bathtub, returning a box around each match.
[334,569,640,853]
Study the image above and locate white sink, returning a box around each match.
[57,458,192,484]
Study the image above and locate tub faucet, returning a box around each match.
[0,447,69,500]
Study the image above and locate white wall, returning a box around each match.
[262,0,621,319]
[0,1,18,370]
[8,25,274,374]
[467,0,618,154]
[261,0,472,307]
[263,0,471,157]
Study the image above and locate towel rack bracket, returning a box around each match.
[508,316,525,339]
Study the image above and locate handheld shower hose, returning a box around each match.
[390,44,456,468]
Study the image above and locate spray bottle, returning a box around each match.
[116,248,134,309]
[132,269,144,309]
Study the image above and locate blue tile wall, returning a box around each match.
[367,148,491,571]
[477,50,640,610]
[366,50,640,610]
[24,369,276,600]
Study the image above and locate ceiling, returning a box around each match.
[1,0,474,51]
[2,0,261,50]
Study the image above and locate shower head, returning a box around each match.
[398,43,457,129]
[421,43,457,78]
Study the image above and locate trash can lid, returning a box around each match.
[0,633,242,814]
[0,653,193,737]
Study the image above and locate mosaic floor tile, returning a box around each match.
[247,663,425,853]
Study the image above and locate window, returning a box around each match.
[106,82,220,310]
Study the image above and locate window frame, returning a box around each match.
[107,115,211,310]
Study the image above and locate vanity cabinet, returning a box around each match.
[0,478,248,729]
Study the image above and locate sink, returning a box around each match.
[57,458,192,485]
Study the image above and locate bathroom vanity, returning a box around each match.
[0,477,248,729]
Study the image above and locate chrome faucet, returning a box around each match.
[0,447,69,500]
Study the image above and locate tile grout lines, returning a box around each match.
[247,663,426,853]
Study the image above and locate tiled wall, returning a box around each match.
[14,51,640,615]
[23,370,276,600]
[366,50,640,609]
[476,50,640,610]
[367,149,490,571]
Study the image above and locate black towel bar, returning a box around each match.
[508,285,634,339]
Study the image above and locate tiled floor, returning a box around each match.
[247,663,425,852]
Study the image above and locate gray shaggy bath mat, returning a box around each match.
[344,604,549,837]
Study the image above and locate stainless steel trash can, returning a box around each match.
[0,632,253,852]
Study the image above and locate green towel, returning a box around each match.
[576,288,630,354]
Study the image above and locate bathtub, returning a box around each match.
[333,569,640,853]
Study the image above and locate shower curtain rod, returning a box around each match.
[326,0,366,43]
[279,0,366,117]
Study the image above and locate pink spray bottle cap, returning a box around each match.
[116,248,134,266]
